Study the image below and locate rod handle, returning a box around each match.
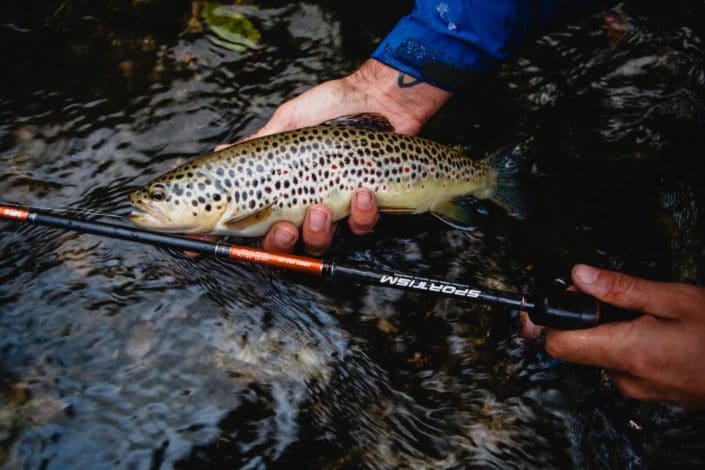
[529,289,640,329]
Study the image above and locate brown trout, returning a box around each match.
[129,113,520,236]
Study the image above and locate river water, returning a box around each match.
[1,1,705,468]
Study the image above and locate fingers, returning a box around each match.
[572,264,701,319]
[262,221,299,253]
[519,311,544,339]
[545,314,666,372]
[348,189,378,235]
[606,370,703,406]
[261,193,374,256]
[302,205,336,256]
[606,371,669,402]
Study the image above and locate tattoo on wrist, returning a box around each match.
[397,72,422,88]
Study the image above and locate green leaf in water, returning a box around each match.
[201,2,261,52]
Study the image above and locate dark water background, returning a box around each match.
[1,0,705,468]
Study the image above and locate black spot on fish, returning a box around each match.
[205,204,211,212]
[192,200,198,207]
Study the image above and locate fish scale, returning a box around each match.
[129,114,502,237]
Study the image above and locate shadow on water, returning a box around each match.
[1,0,705,468]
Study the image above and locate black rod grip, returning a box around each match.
[529,289,640,329]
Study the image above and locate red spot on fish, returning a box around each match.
[404,166,410,173]
[331,164,338,170]
[430,167,436,173]
[282,169,289,175]
[366,162,373,167]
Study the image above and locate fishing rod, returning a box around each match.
[0,204,638,329]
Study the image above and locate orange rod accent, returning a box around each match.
[229,246,323,275]
[0,206,30,221]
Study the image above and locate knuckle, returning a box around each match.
[601,272,646,306]
[606,272,638,296]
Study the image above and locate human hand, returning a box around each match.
[221,58,451,254]
[537,264,705,408]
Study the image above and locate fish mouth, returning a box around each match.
[128,197,173,226]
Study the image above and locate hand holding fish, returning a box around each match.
[244,58,451,254]
[532,265,705,408]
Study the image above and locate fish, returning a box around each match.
[129,113,523,237]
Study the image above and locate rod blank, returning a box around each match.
[0,204,639,329]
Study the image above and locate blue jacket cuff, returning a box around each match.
[371,13,494,93]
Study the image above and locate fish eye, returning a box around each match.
[149,184,167,201]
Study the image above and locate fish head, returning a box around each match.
[128,166,228,234]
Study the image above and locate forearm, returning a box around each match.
[344,59,451,134]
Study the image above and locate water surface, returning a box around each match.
[1,1,705,468]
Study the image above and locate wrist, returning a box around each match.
[344,59,451,134]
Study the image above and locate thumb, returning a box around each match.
[572,264,690,320]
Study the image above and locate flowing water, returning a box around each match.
[1,1,705,468]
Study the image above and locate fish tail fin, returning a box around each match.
[488,144,532,219]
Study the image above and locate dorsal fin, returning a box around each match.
[320,113,395,132]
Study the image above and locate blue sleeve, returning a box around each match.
[371,0,619,92]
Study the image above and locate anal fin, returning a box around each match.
[430,196,477,231]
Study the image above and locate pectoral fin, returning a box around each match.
[224,202,276,230]
[431,197,477,230]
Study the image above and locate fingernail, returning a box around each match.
[355,191,373,210]
[575,264,599,285]
[309,209,328,231]
[274,228,296,247]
